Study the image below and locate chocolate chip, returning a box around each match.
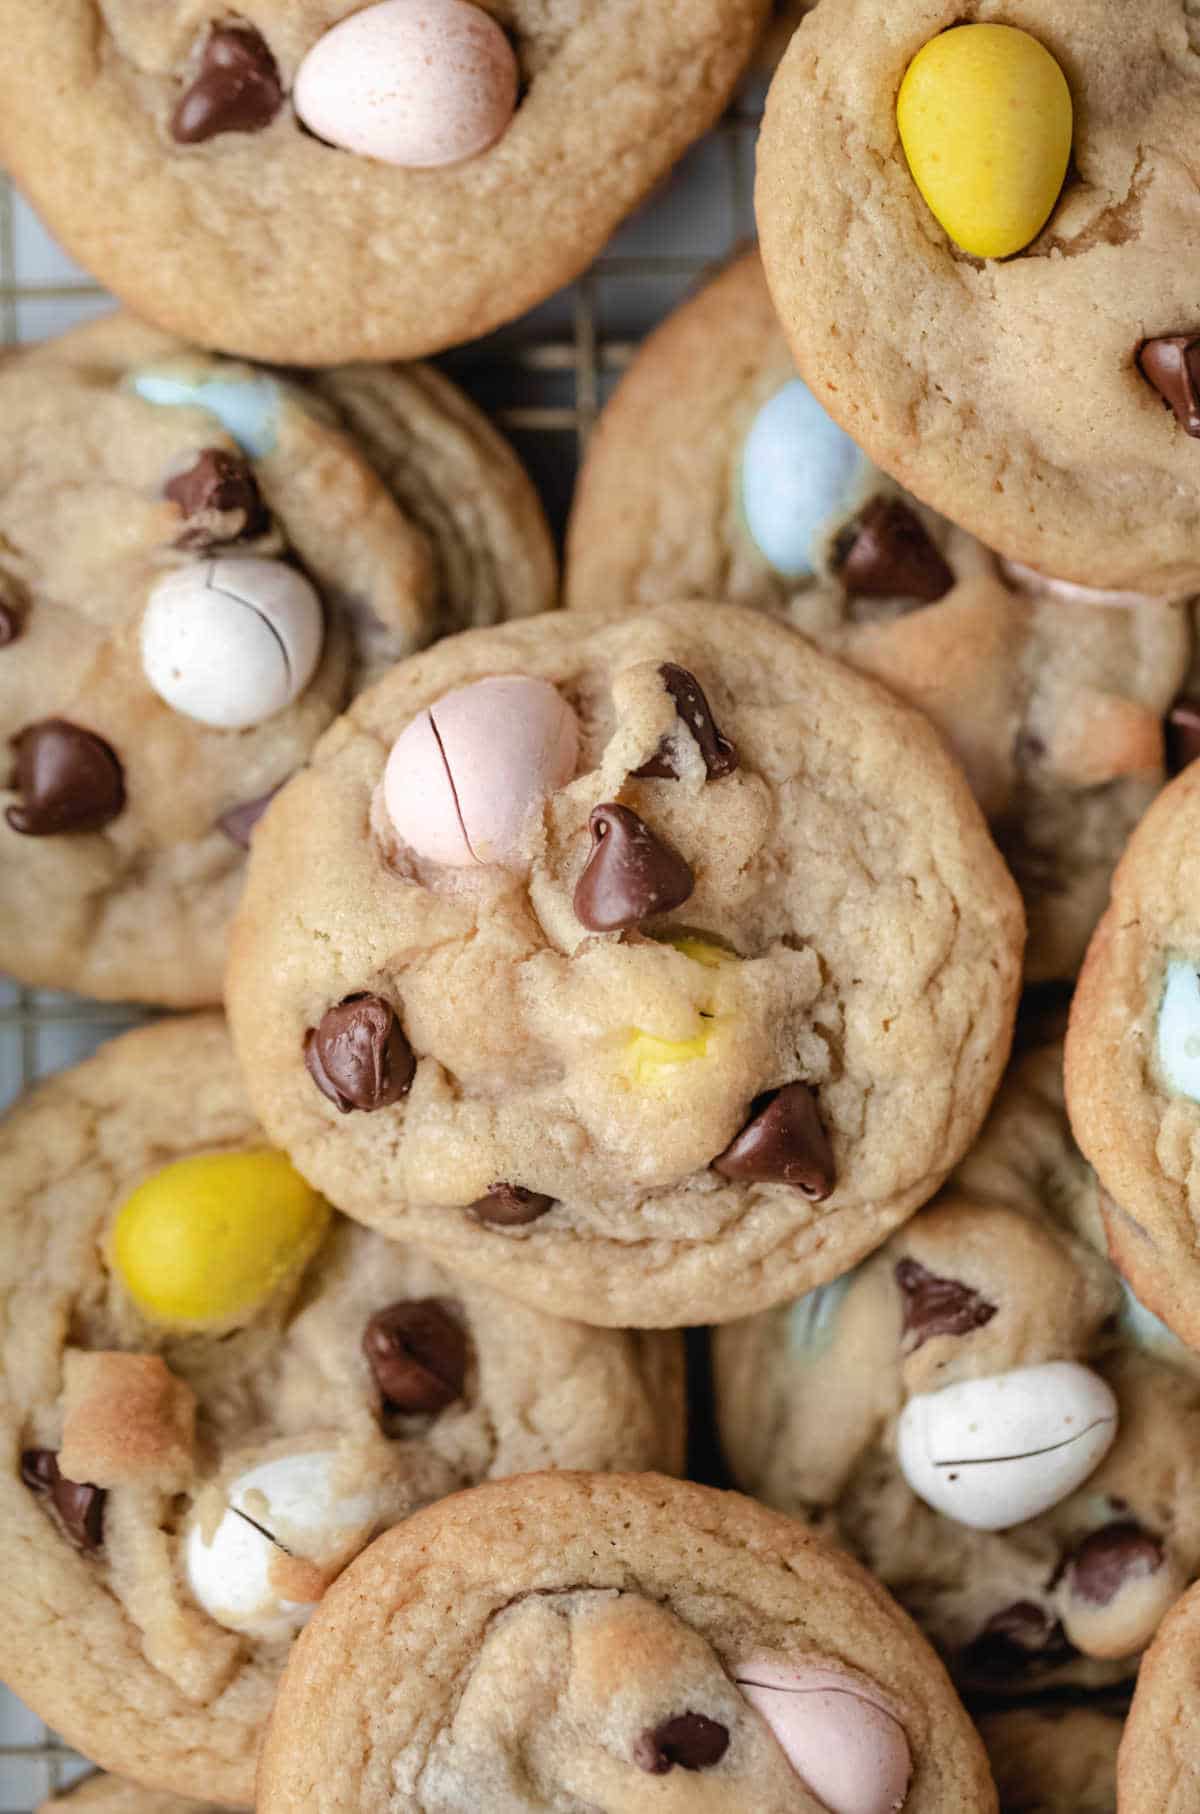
[962,1602,1074,1679]
[363,1300,467,1414]
[1065,1522,1165,1607]
[20,1449,104,1552]
[166,448,268,547]
[834,496,955,602]
[634,1713,729,1774]
[1137,336,1200,437]
[6,720,125,836]
[0,602,20,646]
[573,803,693,932]
[894,1257,996,1350]
[0,570,27,646]
[469,1183,555,1226]
[217,782,284,848]
[713,1084,835,1198]
[1166,698,1200,775]
[20,1448,59,1492]
[304,994,416,1114]
[635,664,738,781]
[171,25,284,144]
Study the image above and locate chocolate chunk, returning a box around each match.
[634,1713,730,1774]
[217,782,284,848]
[0,570,27,646]
[363,1300,467,1414]
[171,25,284,144]
[469,1183,555,1226]
[963,1602,1074,1679]
[1138,336,1200,437]
[1065,1522,1165,1606]
[166,448,268,546]
[304,994,416,1114]
[1166,698,1200,775]
[20,1448,59,1493]
[6,720,125,836]
[894,1257,996,1350]
[574,803,693,932]
[20,1448,105,1551]
[713,1084,835,1199]
[834,497,954,602]
[635,664,739,781]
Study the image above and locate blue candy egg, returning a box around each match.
[740,378,872,578]
[131,370,281,457]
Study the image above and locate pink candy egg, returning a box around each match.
[293,0,518,170]
[384,675,579,867]
[735,1658,912,1814]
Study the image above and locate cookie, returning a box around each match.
[40,1781,219,1814]
[1065,761,1200,1351]
[977,1704,1121,1813]
[0,1,767,366]
[566,251,1190,982]
[715,1040,1200,1693]
[1119,1580,1200,1811]
[0,1017,683,1806]
[0,312,554,1006]
[225,599,1024,1328]
[756,0,1200,596]
[257,1470,997,1811]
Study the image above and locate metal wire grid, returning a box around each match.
[0,90,763,1811]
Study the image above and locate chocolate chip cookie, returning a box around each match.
[257,1470,998,1811]
[756,0,1200,595]
[0,1017,683,1806]
[566,250,1191,982]
[0,1,768,365]
[41,1782,220,1814]
[977,1704,1121,1812]
[225,600,1024,1328]
[716,1040,1200,1693]
[0,312,554,1006]
[1119,1579,1200,1811]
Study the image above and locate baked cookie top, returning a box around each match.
[226,600,1024,1328]
[977,1704,1120,1813]
[1119,1579,1200,1812]
[40,1782,219,1814]
[257,1470,998,1812]
[0,0,767,365]
[0,1018,682,1807]
[756,0,1200,595]
[0,312,553,1006]
[716,1041,1200,1694]
[566,250,1192,983]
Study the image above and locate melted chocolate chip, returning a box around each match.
[573,803,693,932]
[1166,698,1200,776]
[834,496,955,602]
[894,1257,997,1350]
[20,1448,59,1492]
[634,1713,730,1774]
[1065,1522,1165,1607]
[171,25,284,144]
[6,720,125,836]
[363,1300,467,1414]
[304,994,416,1113]
[166,448,268,546]
[635,664,738,781]
[0,602,20,646]
[962,1602,1074,1680]
[469,1183,555,1227]
[20,1448,105,1551]
[217,782,284,848]
[0,570,27,646]
[1138,336,1200,437]
[713,1084,835,1199]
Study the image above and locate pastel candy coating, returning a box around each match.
[897,1360,1118,1531]
[130,369,280,456]
[740,379,872,578]
[623,1024,715,1089]
[788,1272,855,1358]
[293,0,518,170]
[897,24,1073,260]
[734,1657,911,1814]
[661,933,735,969]
[383,675,579,867]
[184,1446,381,1640]
[1157,956,1200,1101]
[111,1149,330,1328]
[141,556,324,729]
[1001,559,1160,612]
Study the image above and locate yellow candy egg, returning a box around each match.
[112,1150,330,1329]
[624,1025,717,1089]
[660,934,735,970]
[896,24,1072,259]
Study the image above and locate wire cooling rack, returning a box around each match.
[0,80,764,1811]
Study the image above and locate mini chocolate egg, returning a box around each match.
[740,379,874,577]
[1156,956,1200,1101]
[293,0,519,171]
[735,1657,912,1814]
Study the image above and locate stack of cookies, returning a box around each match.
[0,3,1196,1810]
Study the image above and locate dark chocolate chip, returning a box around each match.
[6,720,125,836]
[1166,698,1200,776]
[0,570,27,646]
[635,664,738,781]
[20,1448,59,1493]
[834,496,954,602]
[1065,1522,1165,1607]
[20,1448,104,1551]
[363,1300,467,1414]
[217,782,284,848]
[304,994,416,1114]
[962,1601,1074,1679]
[166,448,268,546]
[573,803,693,932]
[0,602,20,646]
[171,25,284,144]
[469,1183,555,1226]
[713,1083,835,1199]
[894,1257,996,1350]
[634,1713,730,1774]
[1137,337,1200,437]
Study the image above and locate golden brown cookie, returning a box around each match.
[977,1704,1121,1813]
[1119,1581,1200,1811]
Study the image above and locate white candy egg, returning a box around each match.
[1157,956,1200,1102]
[735,1658,911,1814]
[293,0,518,170]
[142,557,323,730]
[185,1448,382,1641]
[897,1361,1118,1532]
[740,378,875,578]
